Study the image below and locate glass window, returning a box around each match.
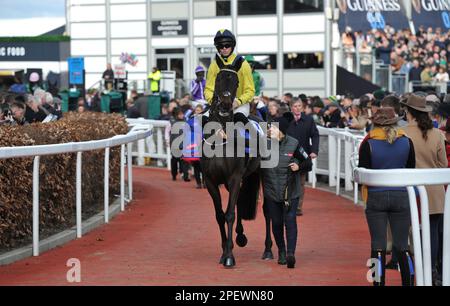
[284,0,323,13]
[238,0,276,15]
[284,52,324,69]
[241,54,277,70]
[217,1,231,16]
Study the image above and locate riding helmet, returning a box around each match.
[214,29,236,50]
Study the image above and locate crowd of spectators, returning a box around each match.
[1,73,62,126]
[342,26,450,85]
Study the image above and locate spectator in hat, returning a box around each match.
[381,95,408,127]
[358,107,416,286]
[28,72,41,94]
[402,94,448,286]
[323,100,344,128]
[262,114,312,268]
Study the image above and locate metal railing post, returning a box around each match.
[328,133,337,187]
[418,186,433,286]
[33,156,40,257]
[76,152,82,238]
[407,186,424,286]
[120,145,125,211]
[104,147,110,223]
[157,127,164,167]
[336,135,341,196]
[127,143,133,201]
[344,136,353,191]
[443,188,450,286]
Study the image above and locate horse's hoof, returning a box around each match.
[262,250,274,260]
[236,234,248,248]
[219,254,226,264]
[223,256,236,268]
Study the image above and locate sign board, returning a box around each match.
[114,64,126,79]
[68,57,84,85]
[152,20,188,36]
[411,0,450,30]
[0,42,65,62]
[199,47,217,54]
[336,0,409,32]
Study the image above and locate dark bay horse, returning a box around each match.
[201,67,261,268]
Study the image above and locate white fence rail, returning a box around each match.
[127,119,171,169]
[0,129,152,257]
[309,126,365,202]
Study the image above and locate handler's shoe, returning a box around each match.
[286,254,296,269]
[278,251,287,265]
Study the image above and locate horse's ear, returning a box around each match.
[283,111,294,123]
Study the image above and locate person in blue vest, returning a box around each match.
[358,107,416,286]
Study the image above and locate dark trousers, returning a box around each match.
[430,214,443,271]
[365,190,411,251]
[191,160,204,186]
[171,156,188,180]
[266,197,299,255]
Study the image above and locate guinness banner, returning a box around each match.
[412,0,450,30]
[337,0,409,32]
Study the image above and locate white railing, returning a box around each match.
[309,126,365,203]
[126,118,171,170]
[353,168,450,287]
[0,129,152,257]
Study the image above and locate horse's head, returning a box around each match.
[211,69,239,120]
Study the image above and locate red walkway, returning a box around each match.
[0,168,402,286]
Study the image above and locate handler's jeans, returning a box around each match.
[266,197,299,255]
[365,190,411,251]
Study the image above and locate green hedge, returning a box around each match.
[0,112,128,249]
[0,35,70,43]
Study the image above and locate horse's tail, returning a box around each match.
[237,170,260,221]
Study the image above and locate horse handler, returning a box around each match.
[262,115,312,268]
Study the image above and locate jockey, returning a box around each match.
[190,65,207,109]
[204,29,255,129]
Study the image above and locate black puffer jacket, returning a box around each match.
[261,135,312,203]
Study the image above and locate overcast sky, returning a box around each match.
[0,0,65,19]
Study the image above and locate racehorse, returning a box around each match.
[201,65,261,268]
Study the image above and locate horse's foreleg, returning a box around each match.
[205,179,227,264]
[262,198,274,260]
[223,178,241,268]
